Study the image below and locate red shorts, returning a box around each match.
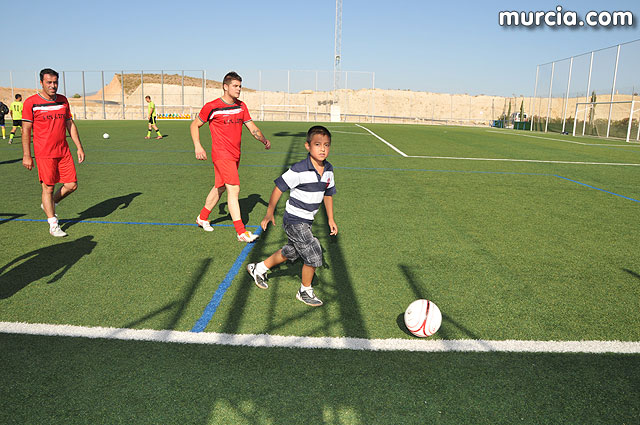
[213,159,240,188]
[36,153,77,186]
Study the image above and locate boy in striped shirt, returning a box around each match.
[247,125,337,306]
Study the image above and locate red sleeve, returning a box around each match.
[22,97,33,122]
[241,102,252,123]
[63,97,71,120]
[198,103,211,123]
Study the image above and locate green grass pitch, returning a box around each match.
[1,120,639,423]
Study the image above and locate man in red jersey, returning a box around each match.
[190,71,271,242]
[22,68,85,237]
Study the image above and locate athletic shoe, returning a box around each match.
[49,224,67,237]
[144,136,150,139]
[237,231,259,242]
[196,216,214,232]
[296,287,323,307]
[247,263,268,289]
[156,136,163,139]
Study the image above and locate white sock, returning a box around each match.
[47,216,58,227]
[300,284,312,293]
[256,261,269,275]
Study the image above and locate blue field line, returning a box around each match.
[191,226,264,333]
[553,175,640,203]
[1,217,259,228]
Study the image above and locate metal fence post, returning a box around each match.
[606,44,621,138]
[181,70,185,113]
[161,70,164,115]
[545,62,555,133]
[583,52,594,136]
[531,65,538,131]
[101,71,106,120]
[82,71,87,119]
[561,57,573,134]
[141,71,144,119]
[121,71,125,120]
[9,71,14,99]
[62,71,67,98]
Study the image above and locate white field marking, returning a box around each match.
[331,130,370,136]
[355,124,640,166]
[405,155,640,167]
[355,124,408,157]
[1,322,639,354]
[486,129,640,147]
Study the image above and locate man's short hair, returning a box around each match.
[15,94,21,100]
[306,125,332,143]
[223,71,242,86]
[145,95,151,100]
[39,68,59,82]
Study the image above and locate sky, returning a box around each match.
[7,0,640,96]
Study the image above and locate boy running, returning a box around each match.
[190,71,271,242]
[0,100,7,140]
[145,96,163,139]
[247,125,337,307]
[9,94,23,144]
[22,68,85,237]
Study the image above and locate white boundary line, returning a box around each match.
[355,124,408,157]
[1,322,639,354]
[486,130,640,147]
[357,124,640,166]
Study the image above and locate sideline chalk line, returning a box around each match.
[1,322,639,354]
[356,124,640,166]
[486,129,640,147]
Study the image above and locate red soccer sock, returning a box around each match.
[199,207,211,221]
[233,220,246,235]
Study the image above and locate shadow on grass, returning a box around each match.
[0,158,22,165]
[123,258,211,330]
[399,264,486,343]
[0,235,97,299]
[0,213,26,225]
[212,194,269,225]
[623,268,640,281]
[61,192,142,231]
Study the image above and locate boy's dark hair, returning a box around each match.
[306,125,332,143]
[223,71,242,86]
[39,68,59,82]
[15,93,21,100]
[145,95,151,100]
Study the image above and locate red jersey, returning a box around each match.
[198,98,252,161]
[22,93,71,158]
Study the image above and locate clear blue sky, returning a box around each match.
[8,0,640,96]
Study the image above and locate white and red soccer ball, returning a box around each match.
[404,299,442,337]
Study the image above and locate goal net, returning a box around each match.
[572,100,640,142]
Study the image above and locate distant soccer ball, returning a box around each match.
[103,133,110,139]
[404,299,442,337]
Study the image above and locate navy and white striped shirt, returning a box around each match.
[275,155,336,225]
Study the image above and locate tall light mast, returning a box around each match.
[333,0,342,93]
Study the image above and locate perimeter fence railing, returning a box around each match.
[530,38,640,141]
[1,69,524,127]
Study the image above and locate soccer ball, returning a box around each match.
[404,299,442,337]
[103,133,110,139]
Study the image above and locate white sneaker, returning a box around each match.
[196,216,214,232]
[237,231,259,242]
[49,224,67,237]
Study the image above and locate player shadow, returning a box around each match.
[398,264,486,343]
[120,258,210,331]
[211,193,269,225]
[0,158,22,165]
[273,131,307,138]
[623,268,640,282]
[61,192,142,231]
[0,213,26,225]
[0,235,97,299]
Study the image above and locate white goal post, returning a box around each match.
[259,104,310,121]
[572,100,640,143]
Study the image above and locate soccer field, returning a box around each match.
[1,120,639,424]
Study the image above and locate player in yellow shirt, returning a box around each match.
[9,94,23,144]
[144,96,163,139]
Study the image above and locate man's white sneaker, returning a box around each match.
[237,231,259,242]
[49,224,67,237]
[196,216,214,232]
